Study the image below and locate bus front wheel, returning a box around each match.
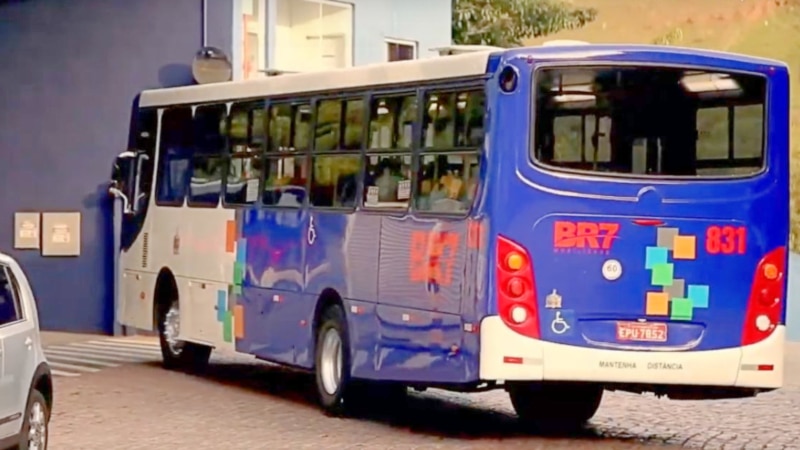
[507,382,603,428]
[157,298,212,372]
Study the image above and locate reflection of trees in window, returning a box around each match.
[315,98,364,151]
[369,94,416,149]
[422,90,485,149]
[188,104,227,207]
[311,98,365,208]
[415,89,485,214]
[156,106,193,205]
[225,101,265,205]
[269,102,311,153]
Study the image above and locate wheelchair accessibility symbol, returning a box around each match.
[551,311,571,335]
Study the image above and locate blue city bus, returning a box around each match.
[110,43,789,425]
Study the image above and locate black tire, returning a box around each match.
[17,389,49,450]
[508,382,603,429]
[157,298,212,372]
[314,305,355,416]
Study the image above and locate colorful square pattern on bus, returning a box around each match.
[644,227,710,321]
[220,214,246,343]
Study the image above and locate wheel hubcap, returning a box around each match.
[320,328,343,396]
[163,303,184,356]
[27,401,46,450]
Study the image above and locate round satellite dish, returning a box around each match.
[192,46,233,84]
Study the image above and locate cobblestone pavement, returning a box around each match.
[47,341,800,450]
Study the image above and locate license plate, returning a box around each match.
[616,321,668,342]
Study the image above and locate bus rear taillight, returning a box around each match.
[497,235,540,339]
[742,246,786,346]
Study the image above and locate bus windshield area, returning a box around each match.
[532,66,767,177]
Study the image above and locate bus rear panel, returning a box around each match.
[479,46,789,398]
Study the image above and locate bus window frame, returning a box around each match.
[154,105,195,208]
[409,81,487,220]
[528,62,770,181]
[221,99,266,210]
[185,102,229,209]
[153,75,488,216]
[307,92,367,213]
[260,95,315,211]
[359,87,418,215]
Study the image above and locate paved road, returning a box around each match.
[46,339,800,450]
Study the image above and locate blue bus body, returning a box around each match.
[224,45,788,396]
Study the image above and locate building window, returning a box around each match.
[386,39,417,62]
[274,0,354,72]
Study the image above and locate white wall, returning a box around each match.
[274,0,354,72]
[252,0,451,75]
[352,0,452,63]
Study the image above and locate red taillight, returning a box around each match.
[496,235,540,339]
[741,246,786,346]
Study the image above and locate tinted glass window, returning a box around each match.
[315,98,365,152]
[188,104,227,206]
[422,90,486,149]
[310,155,360,208]
[533,66,766,177]
[226,101,266,205]
[0,267,21,326]
[156,107,193,205]
[368,94,417,150]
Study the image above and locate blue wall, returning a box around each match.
[0,0,232,333]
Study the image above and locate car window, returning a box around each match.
[0,266,22,326]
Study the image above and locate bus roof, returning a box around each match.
[138,50,496,108]
[138,44,787,109]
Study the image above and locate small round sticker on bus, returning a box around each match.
[602,259,623,281]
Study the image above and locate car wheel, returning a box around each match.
[314,305,355,416]
[158,298,211,372]
[17,389,49,450]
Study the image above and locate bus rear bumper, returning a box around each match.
[478,316,784,390]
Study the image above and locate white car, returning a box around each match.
[0,252,52,450]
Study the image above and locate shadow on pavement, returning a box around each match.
[143,360,644,446]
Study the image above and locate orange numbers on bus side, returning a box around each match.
[409,231,460,286]
[705,225,747,255]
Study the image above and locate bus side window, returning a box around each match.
[310,98,364,209]
[363,94,415,209]
[225,101,265,205]
[414,88,485,214]
[155,107,193,206]
[187,104,228,207]
[263,102,310,208]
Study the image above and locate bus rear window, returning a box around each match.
[532,66,767,177]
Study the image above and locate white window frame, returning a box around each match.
[385,38,418,62]
[241,0,267,80]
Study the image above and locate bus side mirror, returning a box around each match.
[109,150,138,215]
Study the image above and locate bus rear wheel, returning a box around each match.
[507,382,603,429]
[314,304,360,416]
[157,298,212,372]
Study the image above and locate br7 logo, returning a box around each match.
[553,221,620,250]
[409,230,460,286]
